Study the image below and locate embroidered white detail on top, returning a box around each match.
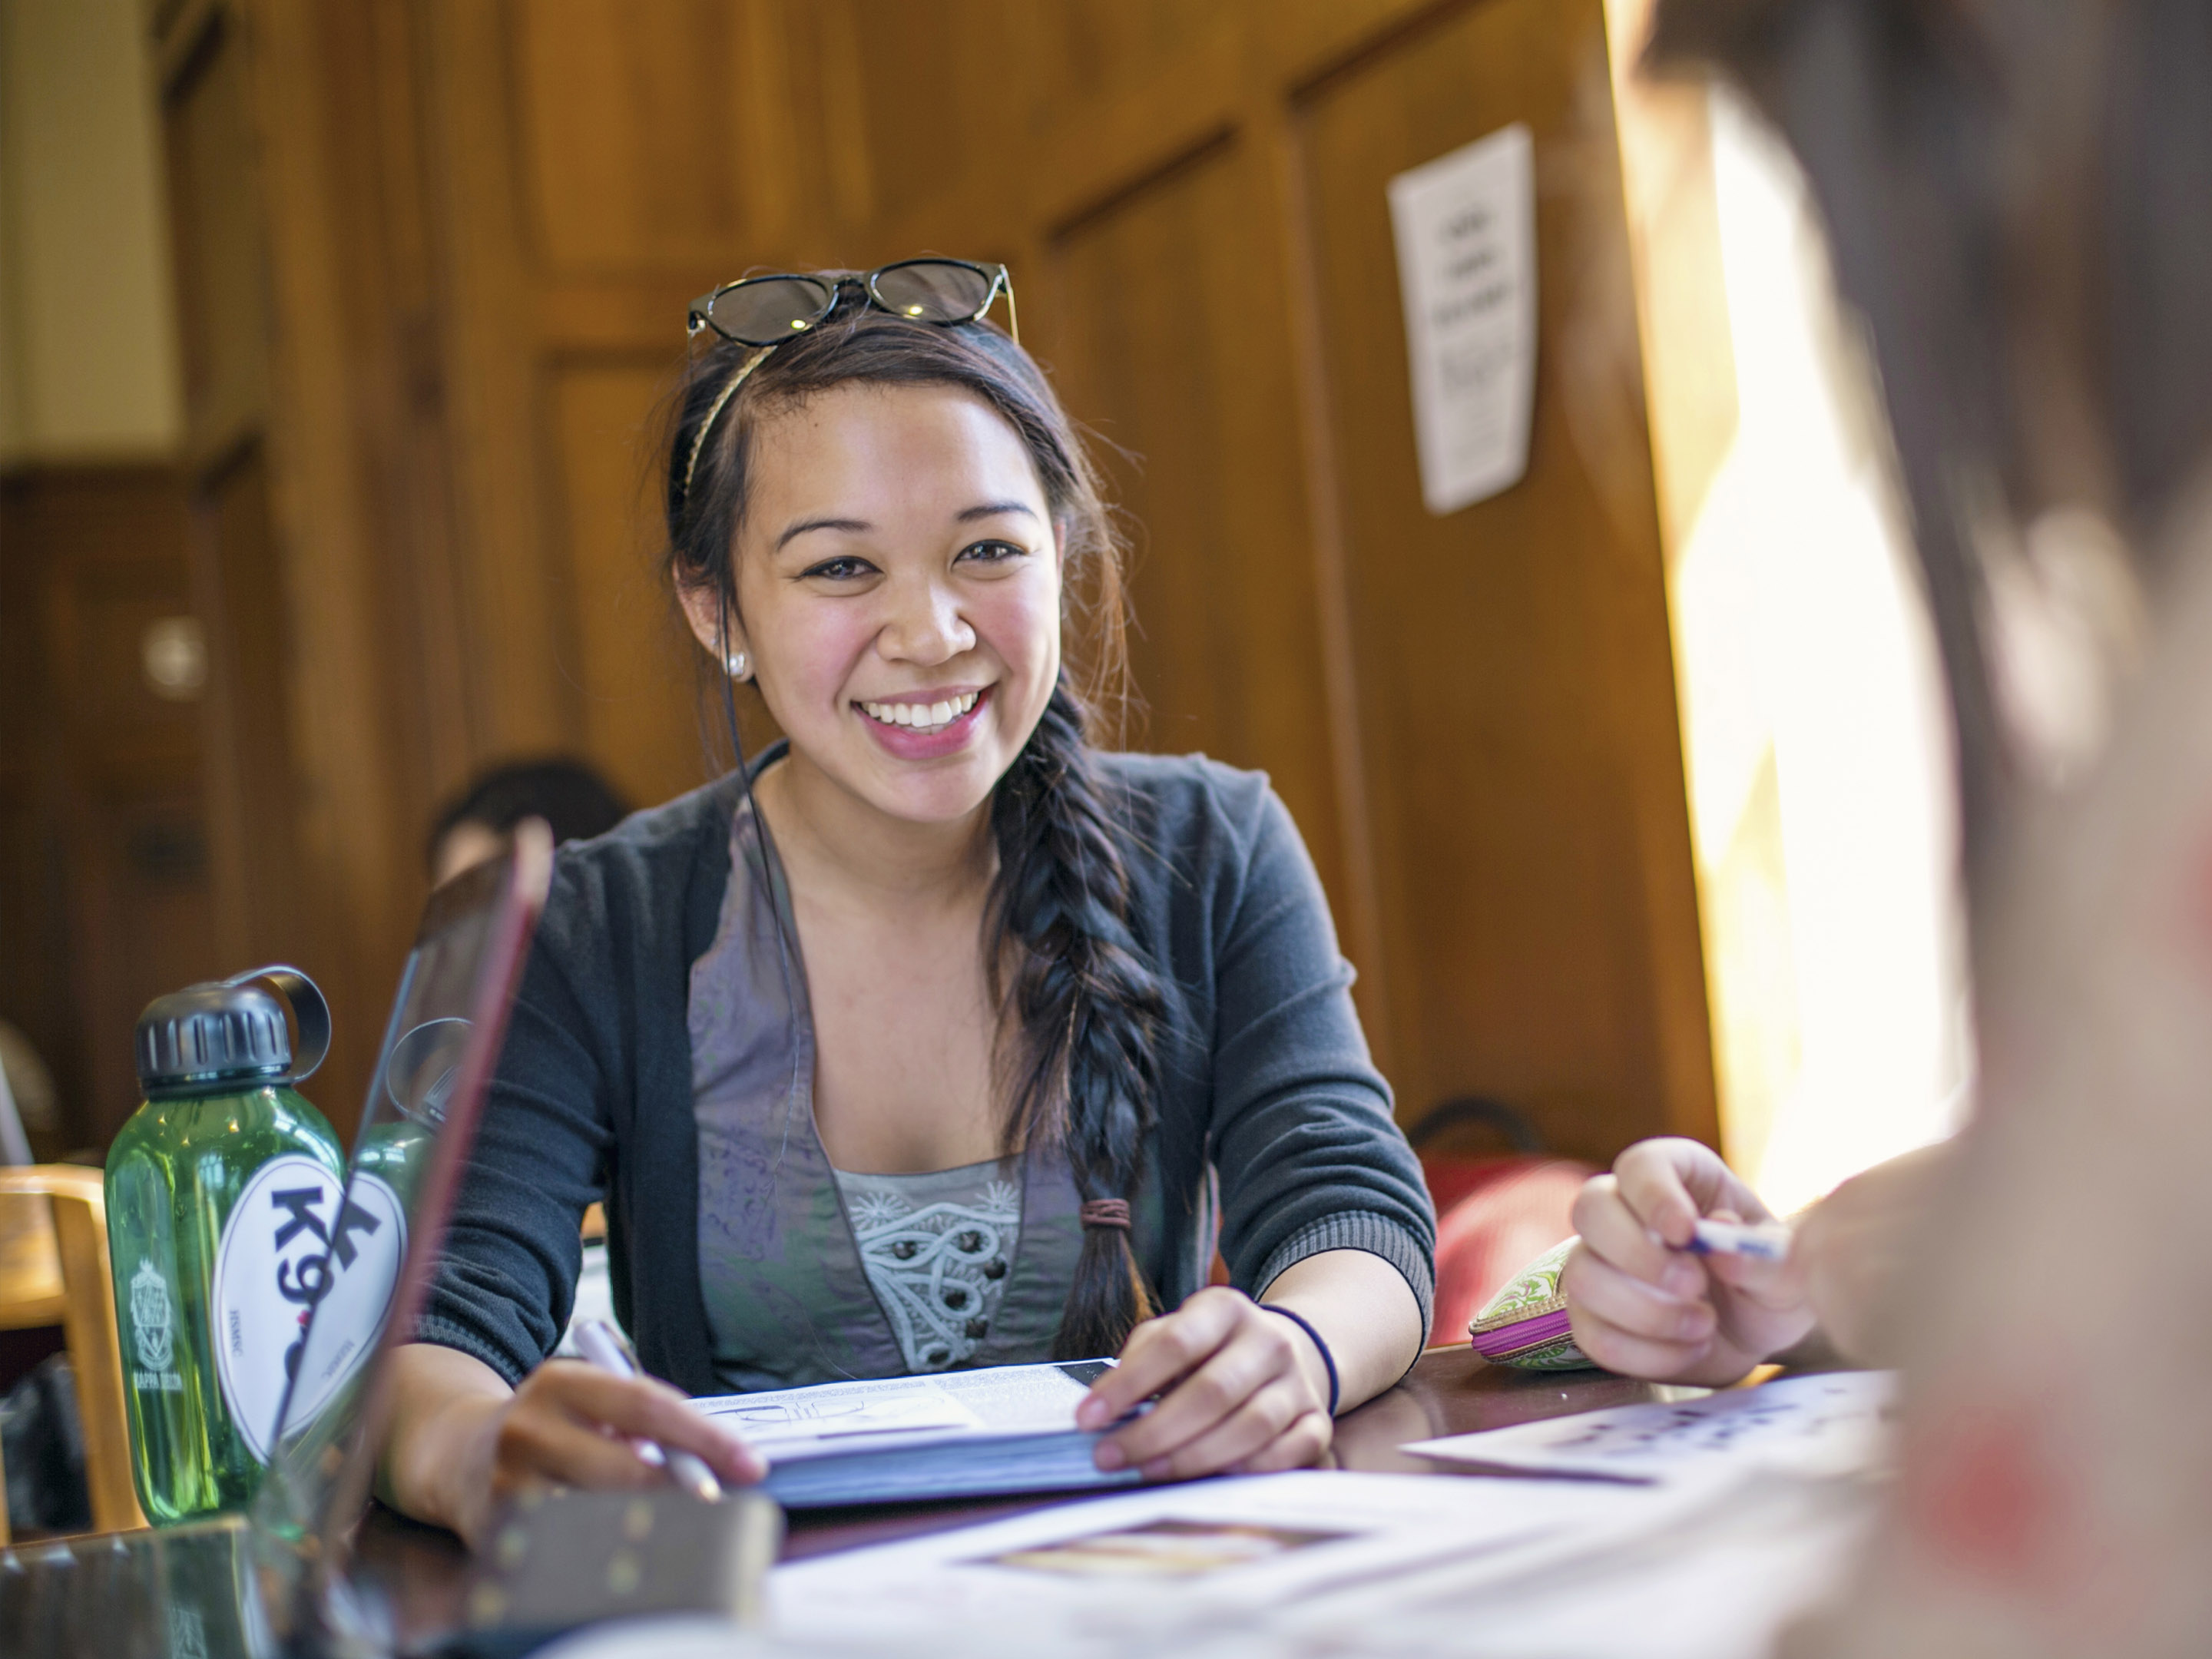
[835,1163,1020,1373]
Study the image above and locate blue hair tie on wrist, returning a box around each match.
[1260,1304,1340,1417]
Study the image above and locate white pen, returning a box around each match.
[1685,1217,1793,1263]
[573,1316,724,1502]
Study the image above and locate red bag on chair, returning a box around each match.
[1428,1157,1591,1343]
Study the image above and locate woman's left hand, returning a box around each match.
[1073,1287,1333,1480]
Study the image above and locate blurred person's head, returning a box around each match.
[427,758,628,885]
[1647,6,2212,1653]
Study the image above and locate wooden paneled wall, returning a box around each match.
[152,0,1716,1162]
[0,469,220,1147]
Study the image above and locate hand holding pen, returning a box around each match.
[1686,1217,1793,1263]
[569,1317,764,1501]
[1558,1137,1815,1387]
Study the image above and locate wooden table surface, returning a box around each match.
[346,1345,1677,1647]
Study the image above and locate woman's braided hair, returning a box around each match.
[663,304,1166,1356]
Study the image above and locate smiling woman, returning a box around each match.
[681,383,1069,833]
[373,275,1436,1546]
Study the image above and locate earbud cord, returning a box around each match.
[715,593,860,1380]
[717,592,803,1174]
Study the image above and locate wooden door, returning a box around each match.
[1041,138,1355,948]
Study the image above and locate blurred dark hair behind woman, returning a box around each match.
[427,757,628,884]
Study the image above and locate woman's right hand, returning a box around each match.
[382,1344,765,1548]
[1560,1137,1814,1386]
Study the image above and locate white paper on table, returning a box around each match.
[1266,1465,1881,1659]
[536,1467,1873,1659]
[1387,121,1538,515]
[767,1467,1730,1651]
[1402,1369,1899,1484]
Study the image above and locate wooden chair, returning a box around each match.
[0,1166,146,1539]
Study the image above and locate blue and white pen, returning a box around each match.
[573,1316,724,1502]
[1685,1217,1793,1263]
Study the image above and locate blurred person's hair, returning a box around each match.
[1651,0,2212,906]
[426,757,629,873]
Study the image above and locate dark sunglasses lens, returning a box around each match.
[707,276,834,343]
[872,262,994,323]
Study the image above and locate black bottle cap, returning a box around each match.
[134,965,330,1099]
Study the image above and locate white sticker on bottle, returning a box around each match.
[212,1156,407,1462]
[280,1171,409,1443]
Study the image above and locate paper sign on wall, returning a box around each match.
[1387,123,1537,515]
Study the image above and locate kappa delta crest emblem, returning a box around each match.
[131,1257,174,1373]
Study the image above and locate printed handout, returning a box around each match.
[766,1468,1723,1650]
[979,1518,1353,1581]
[1402,1369,1899,1483]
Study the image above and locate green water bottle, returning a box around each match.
[253,1015,454,1500]
[105,966,346,1525]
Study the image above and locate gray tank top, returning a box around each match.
[687,788,1088,1391]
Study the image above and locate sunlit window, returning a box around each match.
[1610,34,1973,1214]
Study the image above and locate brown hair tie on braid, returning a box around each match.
[1079,1199,1131,1231]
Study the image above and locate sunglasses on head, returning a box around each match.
[687,257,1016,347]
[677,258,1018,513]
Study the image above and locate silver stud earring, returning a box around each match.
[724,649,749,680]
